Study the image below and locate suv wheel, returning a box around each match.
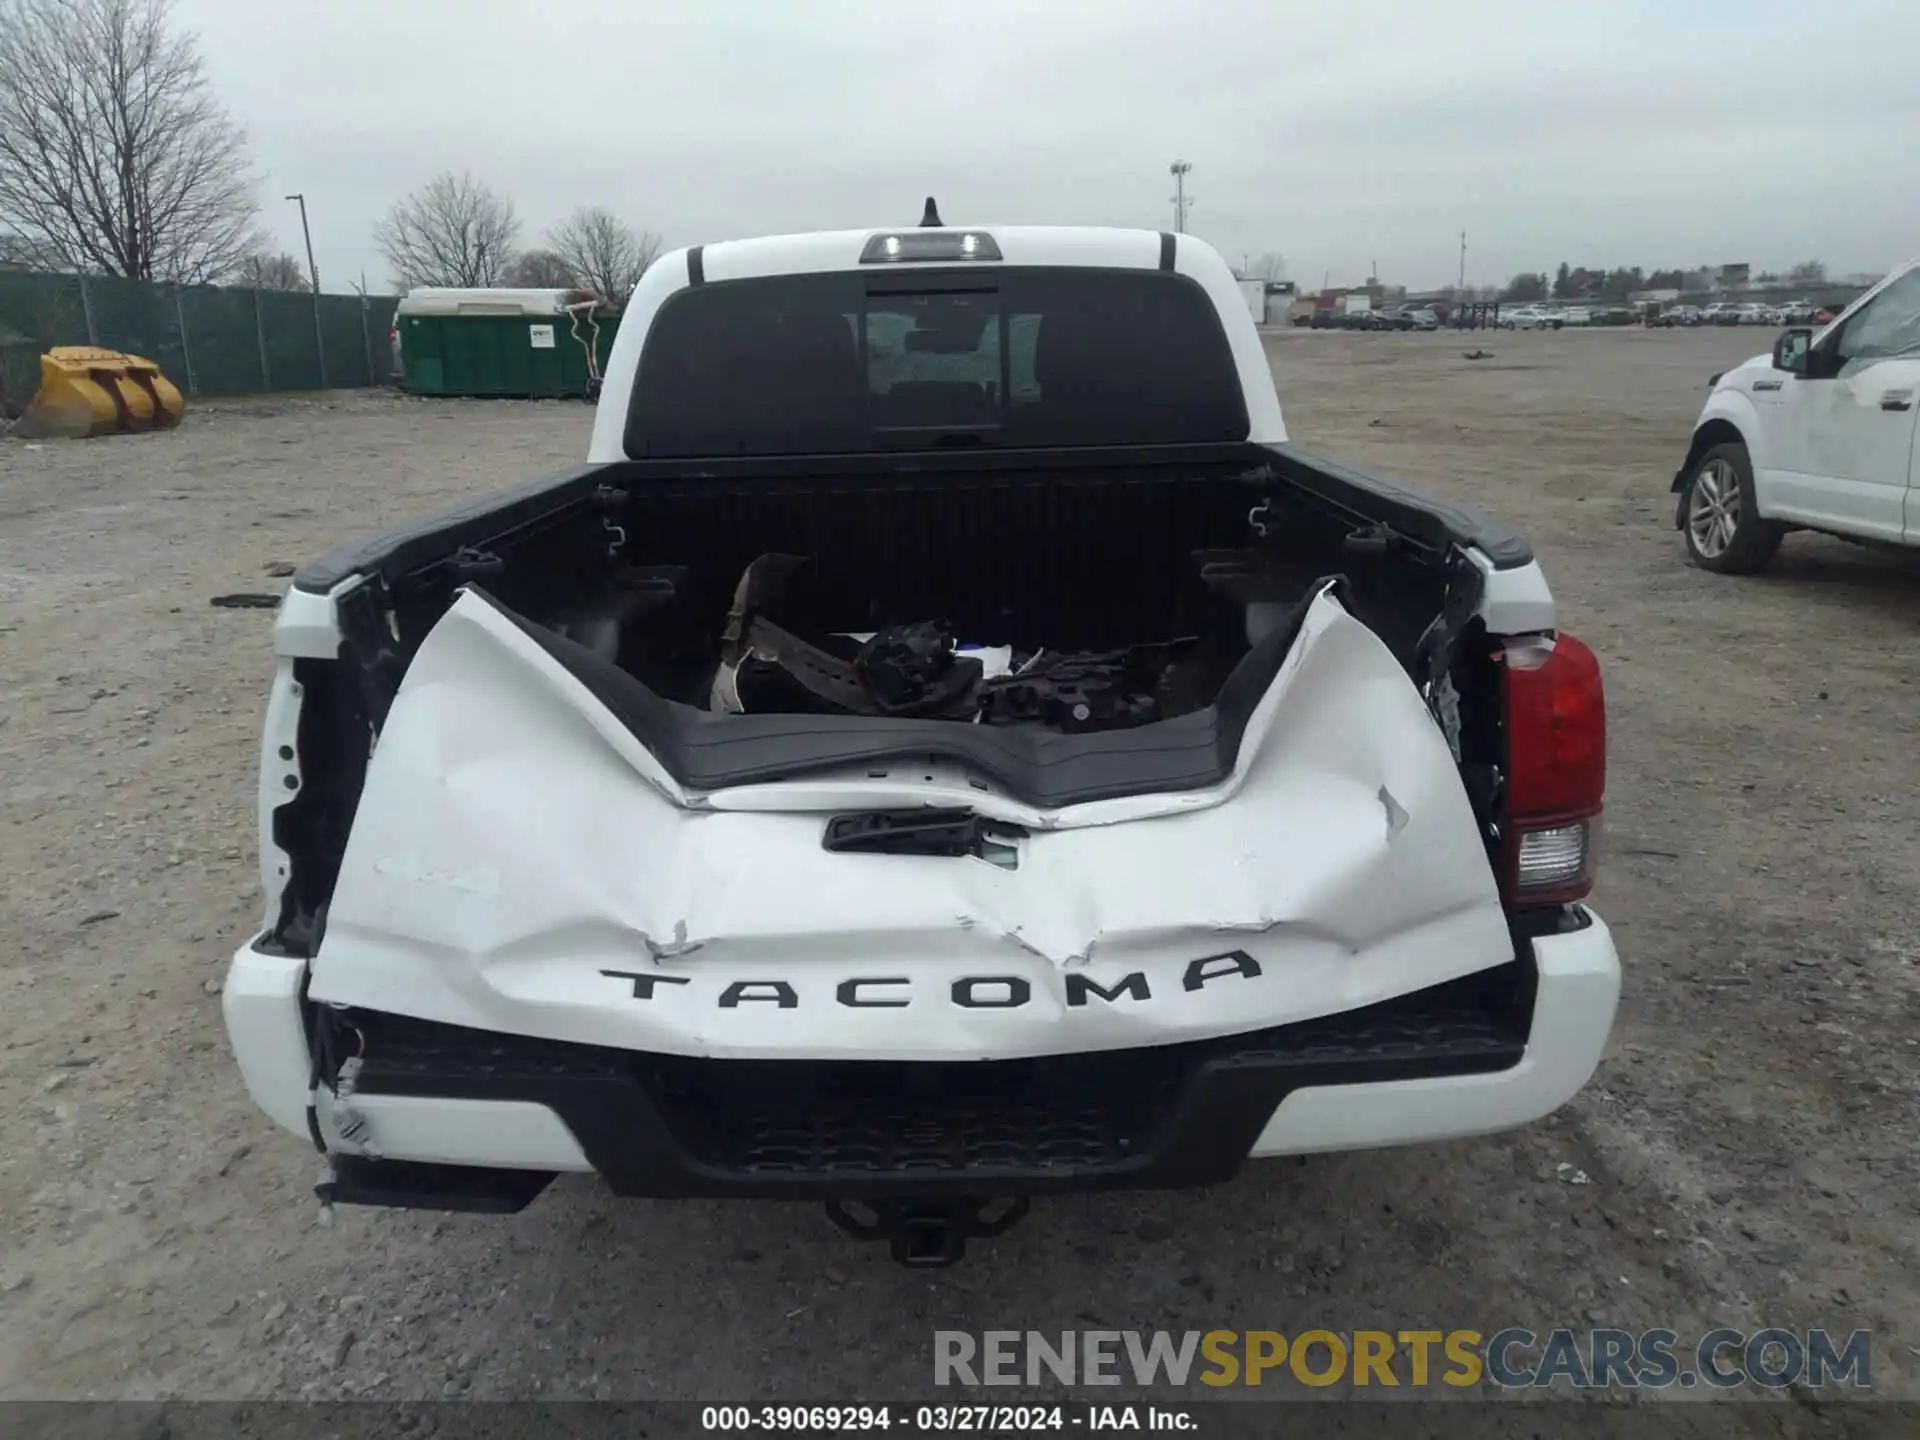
[1682,442,1783,573]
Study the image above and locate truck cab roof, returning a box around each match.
[587,223,1286,462]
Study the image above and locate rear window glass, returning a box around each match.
[624,267,1248,457]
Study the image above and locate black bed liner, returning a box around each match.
[481,579,1328,808]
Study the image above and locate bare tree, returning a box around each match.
[546,206,660,307]
[0,0,263,283]
[375,172,520,288]
[1248,252,1288,283]
[0,228,47,268]
[505,248,578,288]
[237,251,309,291]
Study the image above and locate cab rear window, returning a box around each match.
[624,267,1248,457]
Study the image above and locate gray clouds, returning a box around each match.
[179,0,1920,291]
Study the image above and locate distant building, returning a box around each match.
[1714,263,1751,292]
[1629,288,1681,307]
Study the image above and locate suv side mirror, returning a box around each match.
[1774,327,1812,376]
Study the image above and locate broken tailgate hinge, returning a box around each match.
[1414,549,1484,759]
[329,1054,380,1160]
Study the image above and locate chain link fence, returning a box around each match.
[0,269,398,415]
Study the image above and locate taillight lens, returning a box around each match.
[1501,632,1605,906]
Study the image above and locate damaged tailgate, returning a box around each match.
[305,585,1513,1060]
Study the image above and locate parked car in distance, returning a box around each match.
[1310,307,1337,329]
[1670,252,1920,573]
[1560,306,1592,327]
[1776,300,1815,325]
[1701,303,1738,325]
[1499,305,1551,330]
[1377,307,1434,331]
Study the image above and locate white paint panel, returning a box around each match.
[307,588,1513,1061]
[1250,911,1620,1155]
[222,947,314,1141]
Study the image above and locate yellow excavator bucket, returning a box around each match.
[12,347,185,439]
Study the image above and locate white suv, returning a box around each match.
[1671,256,1920,571]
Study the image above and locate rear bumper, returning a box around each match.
[224,909,1619,1208]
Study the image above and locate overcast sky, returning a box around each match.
[182,0,1920,294]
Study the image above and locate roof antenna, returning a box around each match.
[919,196,943,228]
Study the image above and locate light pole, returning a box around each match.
[1169,161,1192,233]
[285,193,327,387]
[285,193,320,292]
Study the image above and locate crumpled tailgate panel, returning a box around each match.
[307,589,1513,1060]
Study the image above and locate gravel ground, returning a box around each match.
[0,330,1914,1422]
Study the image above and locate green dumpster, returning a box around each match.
[394,287,620,398]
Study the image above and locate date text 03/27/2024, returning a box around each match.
[699,1405,1191,1432]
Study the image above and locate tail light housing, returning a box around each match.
[1499,632,1605,906]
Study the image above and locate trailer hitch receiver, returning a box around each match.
[825,1197,1031,1268]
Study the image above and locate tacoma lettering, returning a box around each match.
[837,977,911,1007]
[605,953,1268,1009]
[600,969,690,1000]
[718,980,799,1008]
[952,976,1032,1008]
[1183,950,1261,991]
[1065,972,1151,1006]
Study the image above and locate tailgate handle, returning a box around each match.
[823,808,1026,862]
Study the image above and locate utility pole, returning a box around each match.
[1169,161,1193,233]
[286,193,320,292]
[286,192,327,387]
[1459,231,1467,292]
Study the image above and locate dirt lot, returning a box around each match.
[0,328,1915,1419]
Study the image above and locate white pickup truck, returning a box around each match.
[223,206,1621,1267]
[1674,255,1920,571]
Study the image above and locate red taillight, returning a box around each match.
[1500,632,1605,906]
